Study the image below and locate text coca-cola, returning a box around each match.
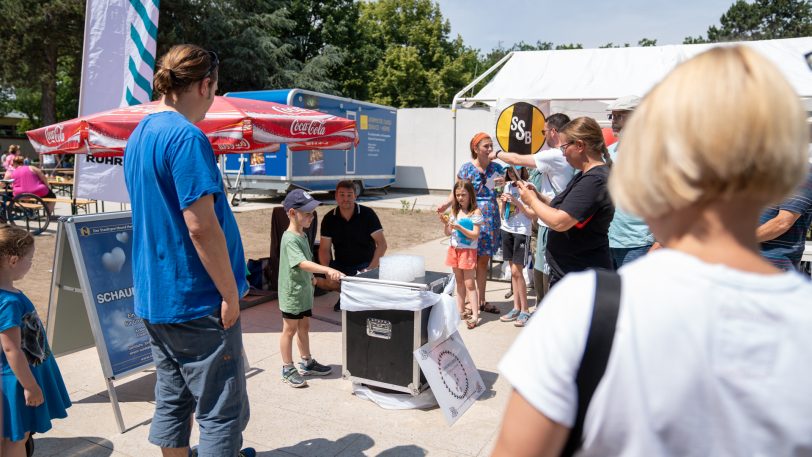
[44,124,65,144]
[290,119,326,136]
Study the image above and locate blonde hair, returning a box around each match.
[12,155,24,166]
[610,45,808,219]
[153,44,218,95]
[558,117,611,167]
[0,225,34,259]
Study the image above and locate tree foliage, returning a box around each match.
[686,0,811,43]
[360,0,479,107]
[158,0,298,94]
[0,0,83,127]
[3,0,810,128]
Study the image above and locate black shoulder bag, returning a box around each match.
[560,269,622,457]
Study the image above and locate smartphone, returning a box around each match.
[508,165,525,184]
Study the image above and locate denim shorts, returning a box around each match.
[144,310,249,456]
[610,245,652,270]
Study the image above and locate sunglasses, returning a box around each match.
[205,50,219,78]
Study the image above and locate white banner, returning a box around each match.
[414,331,484,425]
[76,0,159,203]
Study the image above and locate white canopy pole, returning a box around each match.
[450,52,514,188]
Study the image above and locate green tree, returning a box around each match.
[286,0,367,96]
[682,35,709,44]
[0,0,84,127]
[158,0,298,94]
[686,0,812,43]
[361,0,479,107]
[369,46,432,107]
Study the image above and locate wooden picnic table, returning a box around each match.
[48,179,74,198]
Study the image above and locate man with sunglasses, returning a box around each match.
[606,95,659,269]
[125,45,254,457]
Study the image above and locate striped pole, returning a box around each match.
[121,0,160,106]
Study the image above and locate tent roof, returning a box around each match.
[473,37,812,102]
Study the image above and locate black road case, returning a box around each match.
[342,270,448,395]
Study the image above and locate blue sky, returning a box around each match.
[437,0,736,53]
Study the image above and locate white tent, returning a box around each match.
[470,37,812,103]
[448,37,812,186]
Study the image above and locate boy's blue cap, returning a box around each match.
[283,189,320,212]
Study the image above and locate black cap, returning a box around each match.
[283,189,320,212]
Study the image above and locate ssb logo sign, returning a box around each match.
[495,102,546,155]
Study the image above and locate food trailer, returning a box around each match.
[223,89,397,204]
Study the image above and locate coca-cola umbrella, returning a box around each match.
[26,96,358,156]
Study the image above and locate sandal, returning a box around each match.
[466,317,481,329]
[480,302,500,314]
[514,312,531,327]
[461,307,473,319]
[500,309,521,322]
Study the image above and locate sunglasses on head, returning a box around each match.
[205,50,219,78]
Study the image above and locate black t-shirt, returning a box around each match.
[546,165,615,276]
[320,204,383,267]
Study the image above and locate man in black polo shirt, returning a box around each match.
[319,180,388,311]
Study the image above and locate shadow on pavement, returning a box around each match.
[31,436,114,456]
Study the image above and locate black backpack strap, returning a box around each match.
[560,269,622,457]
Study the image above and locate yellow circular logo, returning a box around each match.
[495,102,546,155]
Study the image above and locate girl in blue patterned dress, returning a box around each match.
[438,132,504,314]
[0,226,71,456]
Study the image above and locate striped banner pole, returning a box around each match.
[122,0,160,106]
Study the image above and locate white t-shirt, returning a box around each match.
[532,148,574,227]
[449,210,483,249]
[500,249,812,456]
[500,182,531,235]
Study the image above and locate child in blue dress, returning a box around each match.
[0,225,70,456]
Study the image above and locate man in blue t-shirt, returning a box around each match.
[606,95,658,269]
[124,45,254,457]
[758,167,812,271]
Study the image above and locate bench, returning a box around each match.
[40,198,98,215]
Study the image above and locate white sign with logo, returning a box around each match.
[414,331,484,425]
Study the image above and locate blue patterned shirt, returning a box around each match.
[759,167,812,270]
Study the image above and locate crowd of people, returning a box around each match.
[0,42,810,457]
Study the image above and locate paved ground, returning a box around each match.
[34,216,530,456]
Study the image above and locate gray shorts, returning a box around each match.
[144,311,249,456]
[501,230,530,266]
[535,226,550,274]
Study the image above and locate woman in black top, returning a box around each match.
[517,117,614,287]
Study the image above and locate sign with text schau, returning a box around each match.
[72,216,152,377]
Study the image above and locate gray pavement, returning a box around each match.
[37,236,529,456]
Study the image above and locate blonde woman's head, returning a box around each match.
[610,45,808,219]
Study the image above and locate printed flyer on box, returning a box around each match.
[415,331,484,425]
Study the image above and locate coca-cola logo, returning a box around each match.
[44,125,65,144]
[273,106,312,115]
[290,119,326,136]
[216,139,251,150]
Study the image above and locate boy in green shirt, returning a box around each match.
[279,189,344,388]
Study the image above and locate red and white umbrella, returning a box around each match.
[26,96,358,156]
